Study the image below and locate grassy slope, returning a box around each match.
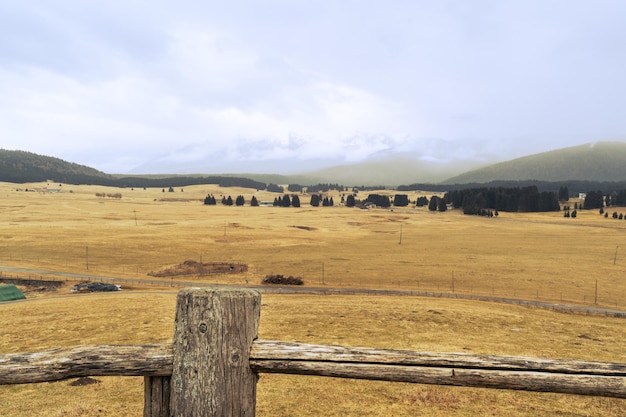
[445,141,626,183]
[0,181,625,416]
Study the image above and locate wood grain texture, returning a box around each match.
[169,287,261,417]
[250,340,626,376]
[0,344,172,384]
[144,376,171,417]
[249,360,626,398]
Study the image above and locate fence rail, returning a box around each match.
[1,288,625,416]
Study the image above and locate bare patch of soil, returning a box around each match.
[290,225,317,231]
[69,377,101,386]
[147,259,248,277]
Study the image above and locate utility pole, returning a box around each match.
[399,224,403,245]
[86,246,89,270]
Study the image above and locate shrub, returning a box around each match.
[262,274,304,285]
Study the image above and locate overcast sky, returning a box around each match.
[1,1,625,174]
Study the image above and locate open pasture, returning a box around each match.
[0,292,625,416]
[0,181,625,307]
[1,181,625,416]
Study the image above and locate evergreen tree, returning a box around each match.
[250,196,259,206]
[235,195,245,206]
[273,197,280,206]
[393,194,409,207]
[204,194,216,205]
[428,196,439,211]
[267,183,284,193]
[346,194,356,207]
[438,197,447,212]
[310,194,320,207]
[365,194,390,208]
[583,191,604,210]
[281,194,291,207]
[226,196,233,206]
[329,197,334,206]
[292,195,301,207]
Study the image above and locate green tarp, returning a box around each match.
[0,284,26,302]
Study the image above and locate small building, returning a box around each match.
[578,193,587,200]
[0,284,26,302]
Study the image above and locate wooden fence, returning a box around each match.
[1,288,625,416]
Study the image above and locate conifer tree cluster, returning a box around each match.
[446,186,560,214]
[365,194,391,208]
[393,194,410,207]
[203,194,217,205]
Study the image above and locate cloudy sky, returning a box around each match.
[1,1,625,174]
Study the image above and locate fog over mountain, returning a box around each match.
[2,2,626,175]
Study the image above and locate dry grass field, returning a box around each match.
[1,181,625,416]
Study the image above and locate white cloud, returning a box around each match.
[2,1,626,174]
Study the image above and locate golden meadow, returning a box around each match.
[1,181,625,416]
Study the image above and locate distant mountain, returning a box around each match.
[295,156,486,187]
[0,149,116,184]
[444,142,626,184]
[0,149,266,190]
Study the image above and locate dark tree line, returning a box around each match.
[267,183,284,193]
[605,190,626,207]
[446,186,560,214]
[428,196,447,212]
[204,194,258,206]
[307,183,345,193]
[365,194,391,208]
[583,190,604,209]
[397,180,626,196]
[273,194,301,207]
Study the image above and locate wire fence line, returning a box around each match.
[1,267,625,319]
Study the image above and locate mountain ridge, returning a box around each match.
[443,141,626,184]
[3,141,626,188]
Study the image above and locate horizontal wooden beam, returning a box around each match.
[250,341,626,376]
[0,344,172,384]
[249,341,626,398]
[249,360,626,398]
[1,340,625,398]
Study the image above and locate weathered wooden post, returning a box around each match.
[169,287,261,417]
[144,376,171,417]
